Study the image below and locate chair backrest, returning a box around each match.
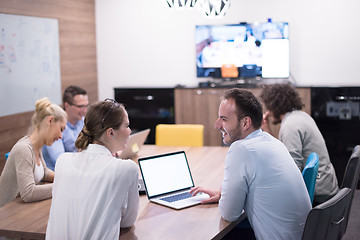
[302,152,320,203]
[5,152,10,160]
[155,124,204,146]
[340,145,360,236]
[341,145,360,190]
[302,187,352,240]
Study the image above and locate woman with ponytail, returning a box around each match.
[0,97,67,207]
[46,99,139,240]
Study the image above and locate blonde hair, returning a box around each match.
[30,97,67,133]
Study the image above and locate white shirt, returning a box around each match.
[46,144,139,240]
[34,160,44,184]
[219,129,312,240]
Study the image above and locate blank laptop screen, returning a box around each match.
[139,151,194,198]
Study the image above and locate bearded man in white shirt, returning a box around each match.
[191,88,311,240]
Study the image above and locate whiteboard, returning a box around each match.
[0,13,62,117]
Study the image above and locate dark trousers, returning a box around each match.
[221,218,256,240]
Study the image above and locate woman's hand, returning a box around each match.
[45,170,55,182]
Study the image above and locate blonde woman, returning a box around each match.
[46,99,139,239]
[0,97,67,207]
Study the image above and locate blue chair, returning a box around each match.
[302,152,319,204]
[5,152,10,160]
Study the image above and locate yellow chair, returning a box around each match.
[155,124,204,146]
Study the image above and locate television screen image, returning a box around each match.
[195,22,289,78]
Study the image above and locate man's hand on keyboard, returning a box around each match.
[189,187,221,204]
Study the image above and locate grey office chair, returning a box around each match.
[340,145,360,236]
[302,187,352,240]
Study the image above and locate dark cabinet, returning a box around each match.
[311,87,360,188]
[114,88,175,144]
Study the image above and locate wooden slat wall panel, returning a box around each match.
[175,88,311,145]
[0,0,98,173]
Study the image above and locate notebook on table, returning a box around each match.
[138,151,209,210]
[118,128,150,159]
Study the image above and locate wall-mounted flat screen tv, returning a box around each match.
[195,22,289,78]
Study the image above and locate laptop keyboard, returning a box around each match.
[160,192,193,203]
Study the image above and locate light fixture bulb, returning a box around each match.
[166,0,198,8]
[196,0,231,17]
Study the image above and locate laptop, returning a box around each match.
[118,129,150,159]
[138,151,209,210]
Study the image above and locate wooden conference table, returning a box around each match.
[0,145,246,240]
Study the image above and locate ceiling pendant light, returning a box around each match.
[196,0,231,17]
[165,0,198,8]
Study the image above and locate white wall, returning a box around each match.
[96,0,360,100]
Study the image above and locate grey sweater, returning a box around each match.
[279,110,339,203]
[0,136,53,207]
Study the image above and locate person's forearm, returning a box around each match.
[44,171,55,182]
